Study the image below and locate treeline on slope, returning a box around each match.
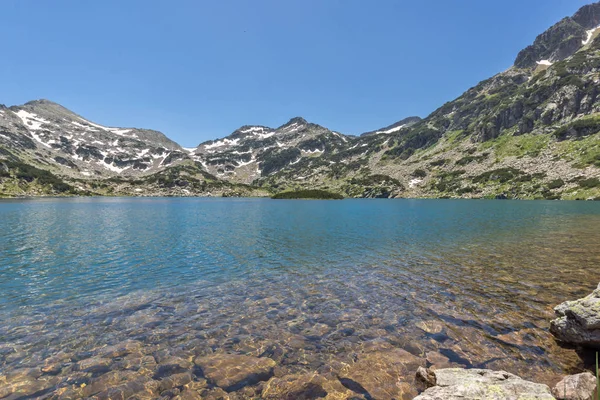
[428,166,600,200]
[105,163,233,190]
[271,189,344,200]
[0,160,76,193]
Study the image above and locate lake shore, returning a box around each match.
[0,277,597,399]
[1,198,599,398]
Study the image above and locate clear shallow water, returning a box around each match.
[0,198,599,398]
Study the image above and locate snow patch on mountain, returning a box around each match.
[374,124,406,134]
[236,158,256,167]
[110,128,133,136]
[536,59,553,66]
[282,122,303,133]
[77,118,133,136]
[333,132,348,142]
[239,126,268,134]
[409,178,423,188]
[301,148,323,154]
[102,161,128,173]
[15,110,49,131]
[204,138,240,149]
[14,110,54,148]
[255,132,275,139]
[583,25,600,45]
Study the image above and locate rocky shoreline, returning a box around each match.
[0,284,598,399]
[413,284,600,400]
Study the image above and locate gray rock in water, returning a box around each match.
[550,283,600,348]
[552,372,597,400]
[413,368,555,400]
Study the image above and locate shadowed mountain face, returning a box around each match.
[1,2,600,199]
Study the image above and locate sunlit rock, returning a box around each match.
[414,368,555,399]
[551,283,600,348]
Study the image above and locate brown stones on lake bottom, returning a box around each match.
[194,353,276,392]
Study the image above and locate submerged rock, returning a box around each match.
[552,372,597,400]
[413,368,555,400]
[550,283,600,348]
[338,348,425,399]
[194,353,276,392]
[89,375,159,400]
[261,372,357,399]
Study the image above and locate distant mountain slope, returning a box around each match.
[0,99,186,178]
[187,117,351,184]
[1,2,600,199]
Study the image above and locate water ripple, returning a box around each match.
[0,198,599,394]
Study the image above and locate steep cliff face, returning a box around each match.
[515,2,600,68]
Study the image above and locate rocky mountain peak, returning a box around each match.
[228,124,274,139]
[572,1,600,29]
[279,117,308,128]
[24,99,59,106]
[21,99,75,113]
[514,18,586,68]
[514,1,600,69]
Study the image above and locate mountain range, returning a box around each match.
[2,2,600,200]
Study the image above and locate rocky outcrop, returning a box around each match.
[515,2,600,69]
[515,18,586,69]
[552,372,597,400]
[413,368,555,399]
[550,283,600,348]
[572,2,600,30]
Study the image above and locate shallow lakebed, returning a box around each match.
[1,198,599,398]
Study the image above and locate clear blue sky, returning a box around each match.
[1,0,591,146]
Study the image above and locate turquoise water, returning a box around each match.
[2,197,598,311]
[1,198,599,397]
